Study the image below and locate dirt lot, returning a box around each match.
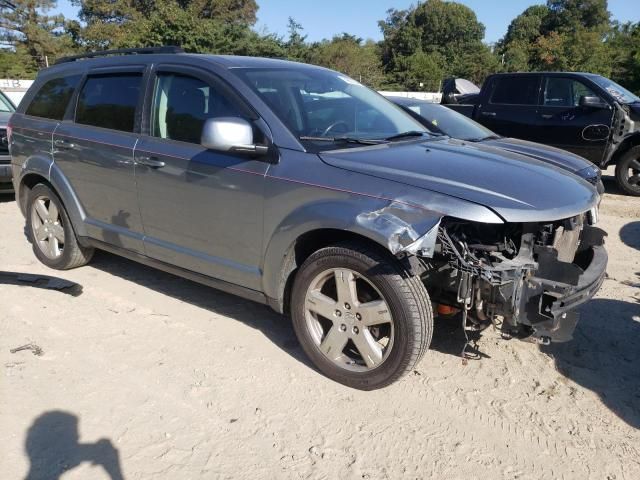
[1,170,639,480]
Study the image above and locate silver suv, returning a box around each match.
[9,48,607,389]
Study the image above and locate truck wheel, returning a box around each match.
[291,241,432,390]
[615,146,640,196]
[26,184,94,270]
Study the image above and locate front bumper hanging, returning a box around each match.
[518,239,607,343]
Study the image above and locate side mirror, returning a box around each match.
[579,96,609,109]
[201,117,268,156]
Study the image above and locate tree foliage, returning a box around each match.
[379,0,496,87]
[0,0,74,72]
[306,35,385,88]
[499,0,617,78]
[0,0,638,94]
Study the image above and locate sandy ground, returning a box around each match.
[1,170,639,480]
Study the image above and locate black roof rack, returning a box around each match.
[55,46,184,65]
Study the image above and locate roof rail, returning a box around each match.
[55,46,185,65]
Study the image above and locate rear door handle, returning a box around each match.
[137,155,166,168]
[481,111,496,117]
[541,114,554,119]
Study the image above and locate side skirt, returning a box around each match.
[84,238,269,306]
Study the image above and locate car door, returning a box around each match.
[134,65,270,290]
[53,67,146,252]
[534,75,614,164]
[475,75,541,140]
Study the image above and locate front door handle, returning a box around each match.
[481,111,496,117]
[541,114,554,119]
[137,156,166,168]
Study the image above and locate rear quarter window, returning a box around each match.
[489,76,540,105]
[75,74,142,132]
[25,75,81,120]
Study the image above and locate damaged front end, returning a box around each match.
[420,213,607,344]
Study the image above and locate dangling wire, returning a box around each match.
[461,307,481,365]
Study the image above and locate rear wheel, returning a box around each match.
[615,146,640,196]
[26,184,94,270]
[291,241,432,390]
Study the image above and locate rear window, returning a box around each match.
[490,77,539,105]
[75,74,142,132]
[25,75,81,120]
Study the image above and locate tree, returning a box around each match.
[450,44,502,84]
[307,35,385,88]
[395,51,443,91]
[71,0,259,50]
[284,17,308,61]
[0,0,74,69]
[499,5,548,72]
[378,0,496,89]
[410,0,485,58]
[177,0,259,25]
[378,7,421,66]
[502,5,548,46]
[607,22,640,93]
[498,0,615,77]
[543,0,609,34]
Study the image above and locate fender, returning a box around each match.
[602,102,639,167]
[260,197,487,311]
[15,153,51,213]
[18,155,89,238]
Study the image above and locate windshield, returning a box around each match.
[0,91,15,113]
[590,75,640,104]
[404,102,495,141]
[235,67,428,150]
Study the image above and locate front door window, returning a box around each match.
[151,73,246,144]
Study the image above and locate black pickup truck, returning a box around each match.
[442,73,640,195]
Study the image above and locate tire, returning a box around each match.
[615,146,640,196]
[291,241,433,390]
[26,183,94,270]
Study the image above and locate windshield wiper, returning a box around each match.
[299,136,388,145]
[384,130,428,141]
[466,134,501,142]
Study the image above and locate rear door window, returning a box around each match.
[25,75,81,120]
[75,74,142,132]
[489,76,540,105]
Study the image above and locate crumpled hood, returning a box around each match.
[320,138,599,223]
[481,137,591,174]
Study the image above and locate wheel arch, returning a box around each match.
[265,227,397,315]
[18,159,88,238]
[608,133,640,166]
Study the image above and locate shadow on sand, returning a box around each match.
[541,296,640,429]
[88,250,314,369]
[620,221,640,252]
[24,411,124,480]
[601,173,628,197]
[87,250,639,430]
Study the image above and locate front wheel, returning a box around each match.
[615,146,640,196]
[291,242,433,390]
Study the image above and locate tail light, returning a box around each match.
[5,124,12,144]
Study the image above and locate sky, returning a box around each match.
[52,0,640,44]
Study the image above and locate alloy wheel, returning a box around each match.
[304,268,394,372]
[30,195,65,259]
